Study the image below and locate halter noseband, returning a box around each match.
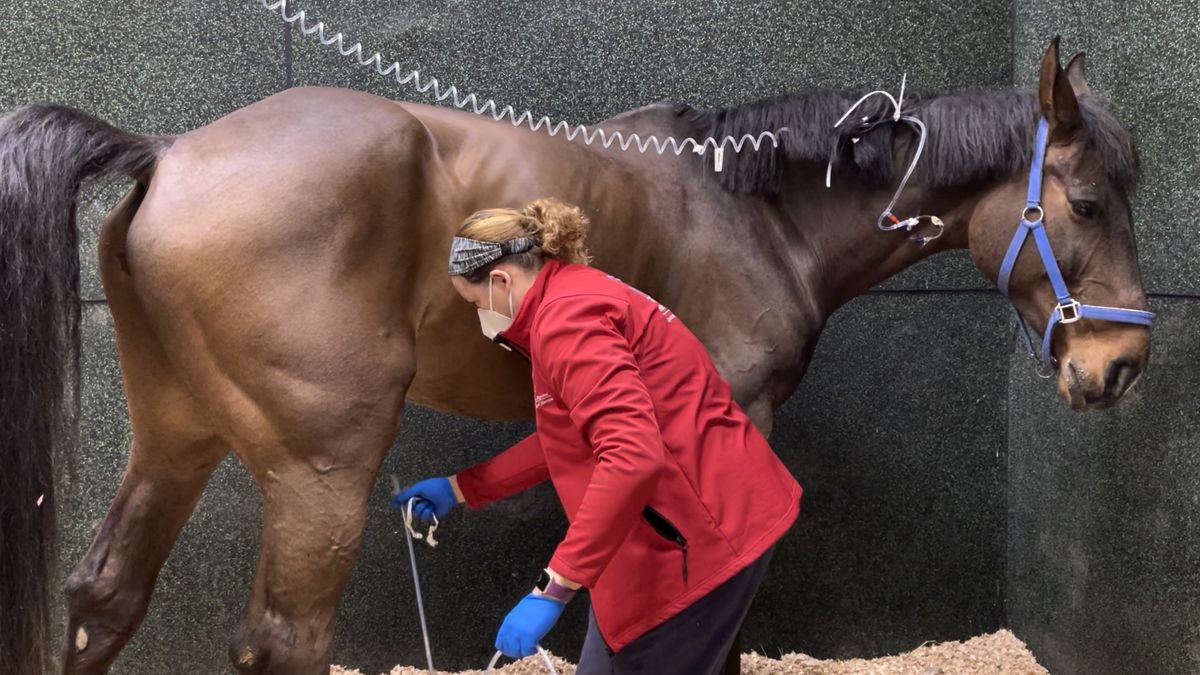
[996,118,1155,373]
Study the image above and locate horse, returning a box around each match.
[0,37,1151,674]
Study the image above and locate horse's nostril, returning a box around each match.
[1063,360,1087,409]
[1104,357,1142,399]
[1066,360,1083,388]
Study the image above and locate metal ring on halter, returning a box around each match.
[1023,205,1045,223]
[1032,356,1059,379]
[486,646,559,674]
[1056,299,1083,324]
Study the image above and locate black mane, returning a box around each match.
[674,88,1138,199]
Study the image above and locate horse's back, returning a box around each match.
[129,87,426,261]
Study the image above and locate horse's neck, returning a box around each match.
[772,168,979,315]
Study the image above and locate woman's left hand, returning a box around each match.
[494,593,566,658]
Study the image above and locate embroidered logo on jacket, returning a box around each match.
[534,393,554,409]
[605,275,676,322]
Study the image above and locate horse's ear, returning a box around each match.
[1065,51,1092,97]
[1038,36,1084,143]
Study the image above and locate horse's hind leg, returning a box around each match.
[215,330,411,673]
[227,420,401,674]
[63,433,226,673]
[62,214,228,673]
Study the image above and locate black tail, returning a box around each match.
[0,104,169,675]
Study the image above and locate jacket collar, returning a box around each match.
[496,257,563,355]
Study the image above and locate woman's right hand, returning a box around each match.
[391,476,459,521]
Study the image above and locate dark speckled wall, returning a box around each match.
[0,1,1195,673]
[1008,9,1200,675]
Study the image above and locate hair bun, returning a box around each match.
[521,198,592,265]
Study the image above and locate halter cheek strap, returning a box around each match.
[996,118,1155,372]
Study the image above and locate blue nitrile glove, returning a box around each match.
[390,477,458,522]
[495,593,566,659]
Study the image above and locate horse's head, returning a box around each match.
[968,38,1151,411]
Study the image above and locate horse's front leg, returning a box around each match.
[704,307,821,440]
[722,352,815,440]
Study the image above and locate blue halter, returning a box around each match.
[996,118,1155,371]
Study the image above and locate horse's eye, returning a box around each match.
[1071,201,1096,219]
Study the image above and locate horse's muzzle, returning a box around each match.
[1064,357,1144,410]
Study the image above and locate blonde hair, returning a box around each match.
[456,198,592,282]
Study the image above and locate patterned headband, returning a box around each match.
[447,236,539,276]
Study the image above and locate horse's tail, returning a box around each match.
[0,104,171,675]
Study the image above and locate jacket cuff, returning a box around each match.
[448,474,466,504]
[452,469,491,510]
[548,552,596,590]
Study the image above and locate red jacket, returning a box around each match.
[456,259,801,652]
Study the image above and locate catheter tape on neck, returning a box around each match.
[824,77,944,245]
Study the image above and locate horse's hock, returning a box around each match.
[1,1,1198,675]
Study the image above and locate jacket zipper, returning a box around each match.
[495,336,530,359]
[642,506,689,584]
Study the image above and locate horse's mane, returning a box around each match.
[673,89,1138,199]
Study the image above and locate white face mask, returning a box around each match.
[478,273,516,341]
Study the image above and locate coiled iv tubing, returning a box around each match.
[257,0,786,165]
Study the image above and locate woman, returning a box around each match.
[394,198,801,675]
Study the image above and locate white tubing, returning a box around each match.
[822,78,943,243]
[485,646,559,674]
[403,496,439,547]
[256,0,785,167]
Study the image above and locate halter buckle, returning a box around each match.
[1057,299,1082,324]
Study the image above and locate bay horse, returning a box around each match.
[0,38,1151,674]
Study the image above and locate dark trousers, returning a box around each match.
[575,547,775,675]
